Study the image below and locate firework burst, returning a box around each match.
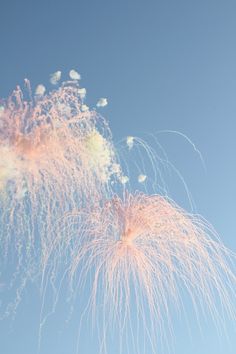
[45,191,236,353]
[0,75,123,316]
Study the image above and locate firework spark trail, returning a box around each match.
[116,134,200,212]
[45,192,236,353]
[0,75,124,317]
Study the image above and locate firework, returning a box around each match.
[0,74,123,316]
[46,192,236,353]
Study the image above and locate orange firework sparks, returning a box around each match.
[45,192,236,353]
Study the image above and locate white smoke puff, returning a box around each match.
[81,104,89,112]
[78,88,86,99]
[50,71,61,85]
[138,174,147,183]
[96,98,108,107]
[126,136,134,149]
[69,69,81,80]
[0,106,4,117]
[35,84,46,96]
[120,176,129,184]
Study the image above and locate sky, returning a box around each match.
[0,0,236,353]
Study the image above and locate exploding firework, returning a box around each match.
[0,73,124,316]
[1,71,235,353]
[45,191,236,353]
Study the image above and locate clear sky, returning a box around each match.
[0,0,236,353]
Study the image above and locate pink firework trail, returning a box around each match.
[0,76,121,316]
[45,191,236,353]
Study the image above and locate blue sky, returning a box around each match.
[0,0,236,353]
